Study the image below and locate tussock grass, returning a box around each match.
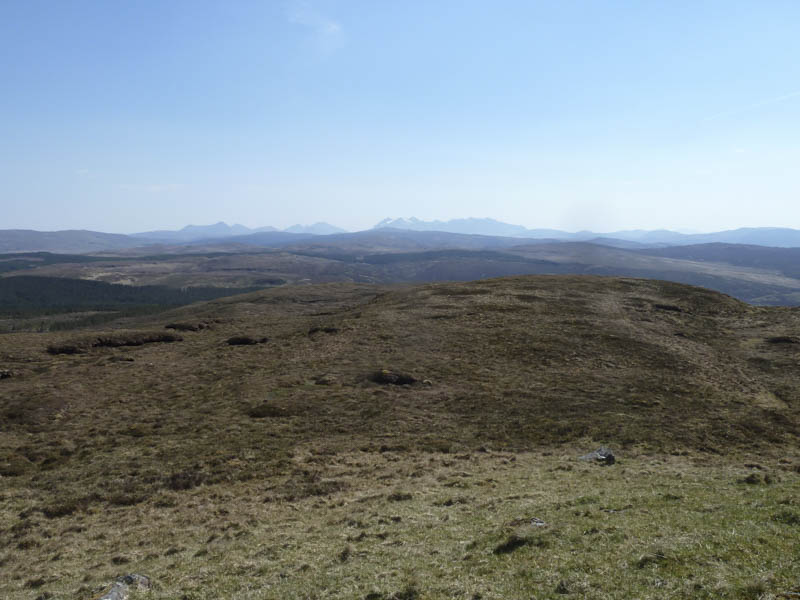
[4,451,798,599]
[2,276,800,598]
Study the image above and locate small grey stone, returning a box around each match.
[98,574,151,600]
[579,447,615,465]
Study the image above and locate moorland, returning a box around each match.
[1,273,799,599]
[6,227,800,332]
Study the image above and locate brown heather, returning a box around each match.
[1,275,799,599]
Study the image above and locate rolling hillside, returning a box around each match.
[0,230,150,253]
[7,237,800,307]
[1,276,799,598]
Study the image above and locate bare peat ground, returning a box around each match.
[1,275,799,599]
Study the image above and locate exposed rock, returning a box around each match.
[507,516,547,528]
[579,447,615,465]
[0,369,12,379]
[98,574,151,600]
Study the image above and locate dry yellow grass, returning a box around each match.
[2,275,800,598]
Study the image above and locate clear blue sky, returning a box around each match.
[2,0,800,233]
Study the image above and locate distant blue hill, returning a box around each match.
[374,217,530,237]
[133,221,275,242]
[4,221,800,254]
[374,218,800,248]
[284,223,348,235]
[133,221,345,242]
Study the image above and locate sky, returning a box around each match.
[2,0,800,234]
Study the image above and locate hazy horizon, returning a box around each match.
[1,216,790,237]
[3,1,800,233]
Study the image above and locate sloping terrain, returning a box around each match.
[11,239,800,307]
[6,225,800,254]
[372,221,800,247]
[243,229,551,253]
[0,230,150,253]
[508,242,800,305]
[1,276,799,598]
[636,243,800,278]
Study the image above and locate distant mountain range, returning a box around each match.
[133,221,346,242]
[4,218,800,254]
[284,222,347,235]
[373,217,800,247]
[373,217,532,237]
[0,230,145,253]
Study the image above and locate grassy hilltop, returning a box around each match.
[1,275,799,599]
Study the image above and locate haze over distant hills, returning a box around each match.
[283,222,347,235]
[0,229,145,254]
[7,226,800,306]
[132,221,346,243]
[373,217,532,237]
[374,217,800,247]
[5,219,800,254]
[131,222,270,242]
